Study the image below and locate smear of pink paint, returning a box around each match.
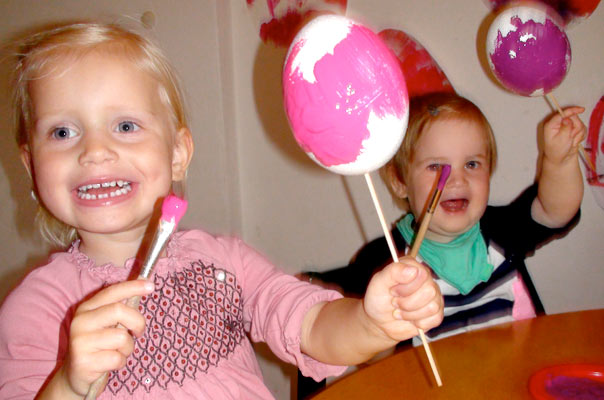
[283,22,407,168]
[260,8,308,47]
[253,0,347,47]
[379,29,454,98]
[587,96,604,187]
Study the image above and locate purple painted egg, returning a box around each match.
[486,1,571,97]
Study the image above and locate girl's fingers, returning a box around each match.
[388,261,428,296]
[392,268,423,294]
[548,106,583,132]
[71,327,135,365]
[78,349,129,378]
[561,106,585,118]
[392,298,442,327]
[81,327,137,357]
[78,280,154,313]
[414,312,445,331]
[73,302,147,337]
[392,282,437,312]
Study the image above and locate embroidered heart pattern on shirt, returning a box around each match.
[107,260,244,394]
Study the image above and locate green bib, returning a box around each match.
[397,214,494,295]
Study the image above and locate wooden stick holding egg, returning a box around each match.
[282,14,442,386]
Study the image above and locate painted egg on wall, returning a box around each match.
[282,14,409,175]
[486,1,571,97]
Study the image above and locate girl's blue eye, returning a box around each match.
[117,121,140,133]
[52,127,76,140]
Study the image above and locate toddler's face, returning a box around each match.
[21,51,188,242]
[402,118,491,242]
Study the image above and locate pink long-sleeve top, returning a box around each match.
[0,229,346,399]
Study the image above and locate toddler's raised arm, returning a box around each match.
[532,106,586,228]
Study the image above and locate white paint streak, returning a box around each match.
[286,15,351,83]
[519,33,536,42]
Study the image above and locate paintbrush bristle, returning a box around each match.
[161,195,188,225]
[437,165,451,191]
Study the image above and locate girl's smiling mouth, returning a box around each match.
[76,180,133,201]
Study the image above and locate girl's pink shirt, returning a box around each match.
[0,229,345,399]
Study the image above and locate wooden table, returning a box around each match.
[313,309,604,399]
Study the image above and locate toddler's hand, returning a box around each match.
[543,106,586,165]
[363,257,443,342]
[61,280,154,396]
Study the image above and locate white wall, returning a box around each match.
[0,1,602,399]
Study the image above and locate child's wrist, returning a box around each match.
[359,300,399,348]
[542,152,579,169]
[38,365,84,400]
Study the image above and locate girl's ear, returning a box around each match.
[20,144,33,180]
[171,127,194,182]
[384,162,408,199]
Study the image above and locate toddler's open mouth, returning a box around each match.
[439,199,468,212]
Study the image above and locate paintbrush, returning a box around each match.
[85,194,188,400]
[409,164,451,258]
[406,164,450,387]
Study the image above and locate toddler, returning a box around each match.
[304,92,584,344]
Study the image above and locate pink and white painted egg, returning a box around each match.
[282,14,409,175]
[486,1,571,97]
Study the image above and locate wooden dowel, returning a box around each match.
[364,172,442,387]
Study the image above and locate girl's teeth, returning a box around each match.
[77,181,132,200]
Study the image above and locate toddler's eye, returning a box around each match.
[117,121,140,133]
[466,161,480,169]
[52,127,76,140]
[427,163,441,171]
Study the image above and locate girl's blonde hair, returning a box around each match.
[13,22,189,248]
[387,92,497,189]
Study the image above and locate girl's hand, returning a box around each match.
[543,106,586,165]
[363,257,443,342]
[61,280,155,396]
